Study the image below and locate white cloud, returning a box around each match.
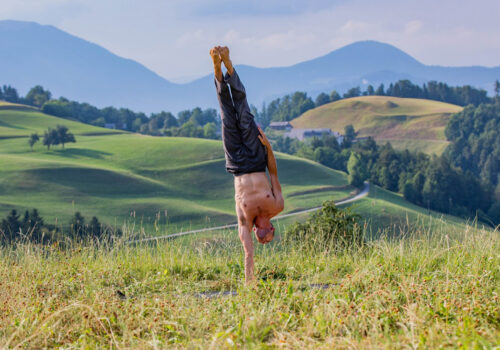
[405,20,423,34]
[340,20,368,33]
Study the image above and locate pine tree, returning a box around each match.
[1,209,21,242]
[70,212,85,238]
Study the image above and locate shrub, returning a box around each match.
[284,201,362,249]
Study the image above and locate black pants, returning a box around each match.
[215,70,267,175]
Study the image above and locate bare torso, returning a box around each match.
[234,172,278,224]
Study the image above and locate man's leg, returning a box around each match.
[219,47,267,174]
[211,48,244,174]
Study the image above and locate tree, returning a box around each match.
[495,80,500,102]
[1,85,19,103]
[56,125,75,148]
[177,110,192,125]
[203,122,217,139]
[315,93,330,107]
[88,216,101,238]
[329,90,341,102]
[1,209,21,241]
[163,112,179,128]
[42,128,60,150]
[403,182,418,203]
[343,87,361,99]
[347,152,368,187]
[28,133,39,151]
[366,85,375,95]
[342,124,357,148]
[375,84,385,96]
[314,147,337,168]
[25,85,52,107]
[42,129,53,150]
[70,212,85,238]
[19,209,45,241]
[487,201,500,226]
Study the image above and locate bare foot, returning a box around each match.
[210,47,223,82]
[218,46,234,75]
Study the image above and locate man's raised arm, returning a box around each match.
[258,127,284,213]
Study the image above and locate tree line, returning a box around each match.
[1,80,493,137]
[0,208,119,244]
[253,80,492,127]
[272,121,499,226]
[0,84,220,139]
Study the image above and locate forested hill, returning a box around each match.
[1,20,499,113]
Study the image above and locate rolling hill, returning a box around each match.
[0,103,352,233]
[0,101,472,239]
[1,20,498,113]
[291,96,463,154]
[0,101,124,137]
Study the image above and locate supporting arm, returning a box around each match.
[236,207,255,283]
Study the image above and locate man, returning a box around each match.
[210,46,284,283]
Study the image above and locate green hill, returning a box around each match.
[0,103,352,233]
[0,101,124,138]
[0,102,471,237]
[291,96,463,155]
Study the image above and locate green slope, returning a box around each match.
[339,185,469,236]
[0,104,351,233]
[291,96,463,155]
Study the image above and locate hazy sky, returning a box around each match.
[1,0,499,82]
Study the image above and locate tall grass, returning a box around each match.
[0,223,498,348]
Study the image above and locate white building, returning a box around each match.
[269,121,292,131]
[286,128,344,144]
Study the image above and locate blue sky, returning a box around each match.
[1,0,499,82]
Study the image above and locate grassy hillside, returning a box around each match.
[340,185,469,235]
[0,103,351,233]
[291,96,462,155]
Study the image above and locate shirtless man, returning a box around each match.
[210,46,284,283]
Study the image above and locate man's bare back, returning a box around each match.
[211,46,284,282]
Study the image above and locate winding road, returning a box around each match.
[128,182,370,244]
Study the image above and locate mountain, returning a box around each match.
[1,20,499,113]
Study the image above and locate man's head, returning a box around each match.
[253,216,275,244]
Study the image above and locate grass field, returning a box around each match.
[0,221,498,348]
[0,103,352,234]
[291,96,462,155]
[1,103,496,348]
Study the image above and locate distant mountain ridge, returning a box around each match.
[1,20,499,113]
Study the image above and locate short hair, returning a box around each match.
[255,224,275,244]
